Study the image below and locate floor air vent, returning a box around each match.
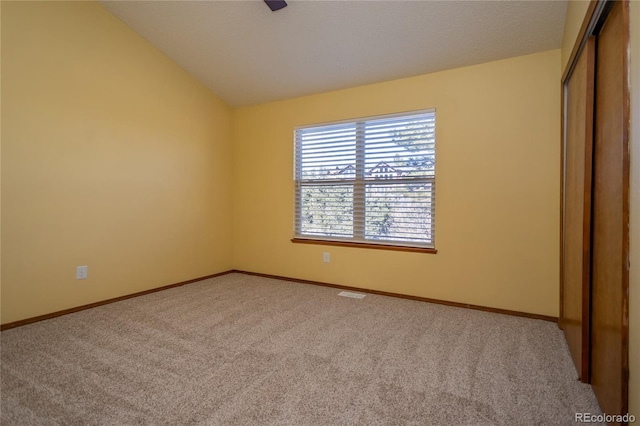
[338,291,366,299]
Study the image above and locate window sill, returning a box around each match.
[291,238,437,254]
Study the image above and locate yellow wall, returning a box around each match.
[629,0,640,419]
[233,50,561,317]
[0,1,233,324]
[561,1,591,72]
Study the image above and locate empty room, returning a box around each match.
[1,0,638,424]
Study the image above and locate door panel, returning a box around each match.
[561,37,595,382]
[590,0,629,416]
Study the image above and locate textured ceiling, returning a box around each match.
[100,0,568,107]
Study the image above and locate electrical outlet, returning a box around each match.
[323,252,330,263]
[76,265,88,280]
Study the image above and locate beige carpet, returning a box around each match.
[1,273,602,425]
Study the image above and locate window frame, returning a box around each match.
[292,109,437,253]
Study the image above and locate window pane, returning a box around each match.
[365,182,434,244]
[300,184,353,237]
[364,114,435,179]
[297,123,356,180]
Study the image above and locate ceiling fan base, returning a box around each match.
[264,0,287,12]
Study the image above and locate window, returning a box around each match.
[293,110,436,251]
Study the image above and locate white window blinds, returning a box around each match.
[294,110,436,248]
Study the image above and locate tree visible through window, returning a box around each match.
[294,110,436,249]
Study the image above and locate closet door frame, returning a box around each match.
[559,0,630,415]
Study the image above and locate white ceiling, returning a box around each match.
[100,0,568,107]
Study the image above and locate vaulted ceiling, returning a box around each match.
[101,0,568,107]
